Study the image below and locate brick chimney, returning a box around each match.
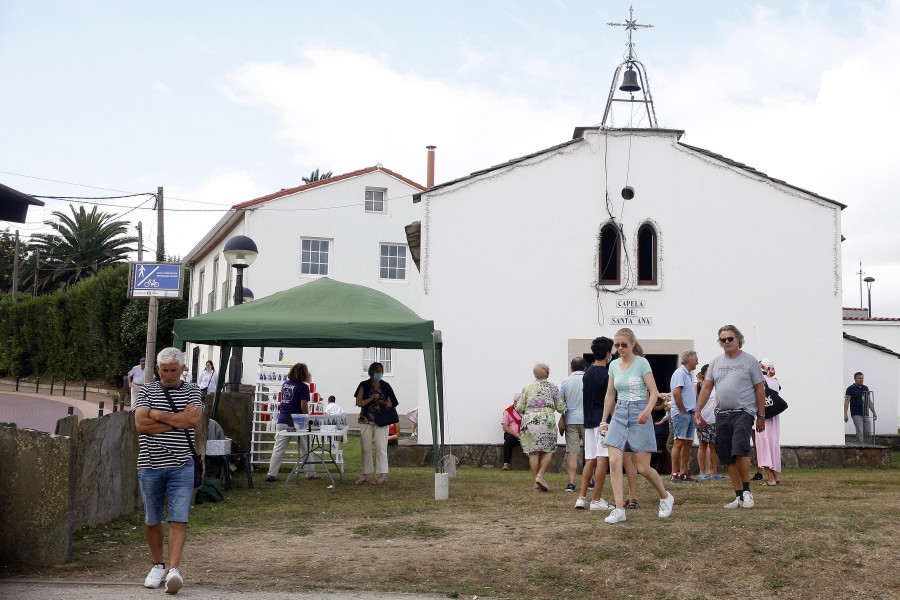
[426,145,436,188]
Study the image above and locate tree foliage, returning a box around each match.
[0,228,28,294]
[21,204,137,294]
[0,263,189,383]
[301,169,333,184]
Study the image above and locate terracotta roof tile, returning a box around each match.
[232,165,425,210]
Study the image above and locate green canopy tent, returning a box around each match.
[172,277,445,472]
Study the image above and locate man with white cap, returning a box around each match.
[127,358,147,405]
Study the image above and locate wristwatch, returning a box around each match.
[756,414,765,419]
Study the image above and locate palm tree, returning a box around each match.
[23,205,137,293]
[302,169,333,184]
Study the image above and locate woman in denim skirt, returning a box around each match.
[600,328,674,524]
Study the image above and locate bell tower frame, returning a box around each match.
[601,6,658,128]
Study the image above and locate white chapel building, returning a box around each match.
[409,126,847,447]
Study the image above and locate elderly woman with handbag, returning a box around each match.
[355,362,399,486]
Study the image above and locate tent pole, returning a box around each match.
[423,345,440,473]
[210,345,232,420]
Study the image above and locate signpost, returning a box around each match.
[128,262,184,299]
[128,262,184,385]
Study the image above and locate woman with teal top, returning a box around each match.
[599,328,674,523]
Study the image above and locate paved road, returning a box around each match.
[0,581,451,600]
[0,393,86,433]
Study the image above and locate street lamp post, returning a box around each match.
[223,235,258,392]
[864,276,875,318]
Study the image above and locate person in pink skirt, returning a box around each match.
[756,358,781,486]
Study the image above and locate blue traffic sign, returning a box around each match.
[128,262,184,299]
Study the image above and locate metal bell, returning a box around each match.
[619,68,640,92]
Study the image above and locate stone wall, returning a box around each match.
[1,410,210,567]
[0,424,75,566]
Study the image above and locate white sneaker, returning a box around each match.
[741,491,755,508]
[144,564,166,588]
[575,496,587,509]
[658,492,675,518]
[164,567,183,594]
[605,508,627,524]
[724,497,743,509]
[589,498,611,511]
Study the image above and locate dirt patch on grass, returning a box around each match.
[4,463,900,599]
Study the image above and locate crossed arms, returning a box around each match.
[135,403,202,434]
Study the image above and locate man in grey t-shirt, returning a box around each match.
[695,325,766,509]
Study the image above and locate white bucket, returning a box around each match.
[434,473,449,500]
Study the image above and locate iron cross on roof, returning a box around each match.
[607,5,654,61]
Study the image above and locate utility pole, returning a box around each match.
[144,189,164,383]
[11,230,19,301]
[156,186,164,261]
[137,222,143,261]
[33,249,39,298]
[857,260,864,309]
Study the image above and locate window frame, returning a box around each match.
[365,187,387,214]
[378,242,408,282]
[362,347,393,376]
[636,222,658,286]
[299,237,333,278]
[598,223,622,285]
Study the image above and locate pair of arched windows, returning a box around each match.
[598,222,657,286]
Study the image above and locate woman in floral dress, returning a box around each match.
[515,363,565,491]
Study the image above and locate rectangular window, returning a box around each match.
[196,269,205,315]
[362,348,393,375]
[365,188,385,213]
[379,244,407,281]
[211,257,219,310]
[221,279,230,309]
[300,238,331,276]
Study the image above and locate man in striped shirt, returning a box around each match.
[133,347,203,594]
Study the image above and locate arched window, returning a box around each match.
[637,223,658,285]
[598,223,621,285]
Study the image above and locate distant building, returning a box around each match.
[183,165,426,406]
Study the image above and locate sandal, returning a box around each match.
[625,498,640,509]
[759,481,778,486]
[371,478,388,486]
[354,478,369,485]
[265,475,280,482]
[305,473,322,480]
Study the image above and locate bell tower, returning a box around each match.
[601,6,658,128]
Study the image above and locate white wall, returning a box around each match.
[843,322,900,431]
[184,170,427,411]
[417,129,844,446]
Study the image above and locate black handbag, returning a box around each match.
[162,386,204,488]
[763,383,788,419]
[374,405,400,427]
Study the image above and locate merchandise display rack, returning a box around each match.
[250,362,294,466]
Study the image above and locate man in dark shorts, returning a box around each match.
[695,325,766,509]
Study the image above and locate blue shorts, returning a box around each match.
[138,461,194,526]
[672,411,696,440]
[604,400,657,453]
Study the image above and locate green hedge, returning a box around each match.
[0,264,188,384]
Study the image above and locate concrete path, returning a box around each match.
[0,392,88,433]
[0,581,451,599]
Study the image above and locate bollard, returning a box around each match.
[36,376,40,393]
[82,380,87,401]
[67,406,74,416]
[15,376,19,391]
[112,400,117,413]
[120,397,125,412]
[62,375,68,396]
[50,376,55,395]
[98,401,104,418]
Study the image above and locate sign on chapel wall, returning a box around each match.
[610,299,652,326]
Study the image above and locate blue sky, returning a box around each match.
[2,1,899,314]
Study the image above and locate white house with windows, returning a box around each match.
[410,126,846,447]
[183,165,426,409]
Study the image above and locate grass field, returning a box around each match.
[3,446,899,600]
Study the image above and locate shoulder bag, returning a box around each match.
[763,383,788,419]
[161,386,204,488]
